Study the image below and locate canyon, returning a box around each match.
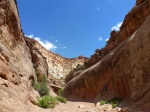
[0,0,150,112]
[64,0,150,112]
[25,37,87,79]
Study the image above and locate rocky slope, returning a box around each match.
[0,0,50,111]
[25,37,87,79]
[1,0,150,112]
[64,0,150,111]
[0,0,86,111]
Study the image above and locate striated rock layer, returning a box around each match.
[25,37,87,79]
[0,0,49,112]
[0,0,86,111]
[64,0,150,111]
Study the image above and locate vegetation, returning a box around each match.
[55,96,67,103]
[38,96,58,108]
[34,75,67,109]
[58,88,64,96]
[99,97,123,108]
[109,102,118,108]
[57,88,67,103]
[33,75,49,96]
[99,100,107,106]
[34,82,49,96]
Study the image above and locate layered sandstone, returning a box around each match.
[64,0,150,111]
[0,0,50,112]
[25,37,87,79]
[81,0,150,68]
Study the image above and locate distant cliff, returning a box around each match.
[25,37,87,79]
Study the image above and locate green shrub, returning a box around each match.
[34,82,49,96]
[58,88,64,96]
[56,96,67,103]
[38,96,57,108]
[110,102,119,108]
[99,100,107,106]
[99,97,122,108]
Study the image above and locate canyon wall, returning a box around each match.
[25,37,87,79]
[0,0,86,111]
[64,0,150,111]
[0,0,49,111]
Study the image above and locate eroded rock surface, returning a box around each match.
[64,1,150,112]
[0,0,49,111]
[25,37,87,79]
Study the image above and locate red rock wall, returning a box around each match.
[64,1,150,111]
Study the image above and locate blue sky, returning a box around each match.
[17,0,135,58]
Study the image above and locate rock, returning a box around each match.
[116,107,122,112]
[25,37,88,79]
[121,107,130,112]
[25,38,49,81]
[0,0,50,111]
[29,88,40,105]
[96,102,100,107]
[78,104,85,108]
[64,1,150,111]
[0,0,150,112]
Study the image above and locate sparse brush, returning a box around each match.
[99,97,122,108]
[38,96,57,108]
[34,82,49,96]
[109,102,118,108]
[58,88,64,96]
[55,96,67,103]
[99,100,107,106]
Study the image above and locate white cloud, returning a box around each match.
[111,22,122,31]
[26,34,57,51]
[98,37,103,41]
[105,38,110,42]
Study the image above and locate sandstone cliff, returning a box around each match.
[64,0,150,111]
[0,0,50,111]
[0,0,87,111]
[25,37,87,79]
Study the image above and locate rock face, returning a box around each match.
[0,0,86,111]
[25,37,87,79]
[64,0,150,111]
[0,0,49,112]
[25,38,48,81]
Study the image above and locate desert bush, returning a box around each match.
[99,100,107,106]
[99,97,122,108]
[110,102,118,108]
[58,88,64,96]
[34,82,49,96]
[55,96,67,103]
[38,96,57,108]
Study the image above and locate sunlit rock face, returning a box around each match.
[25,37,87,79]
[64,0,150,111]
[0,0,49,111]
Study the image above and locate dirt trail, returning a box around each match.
[51,101,119,112]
